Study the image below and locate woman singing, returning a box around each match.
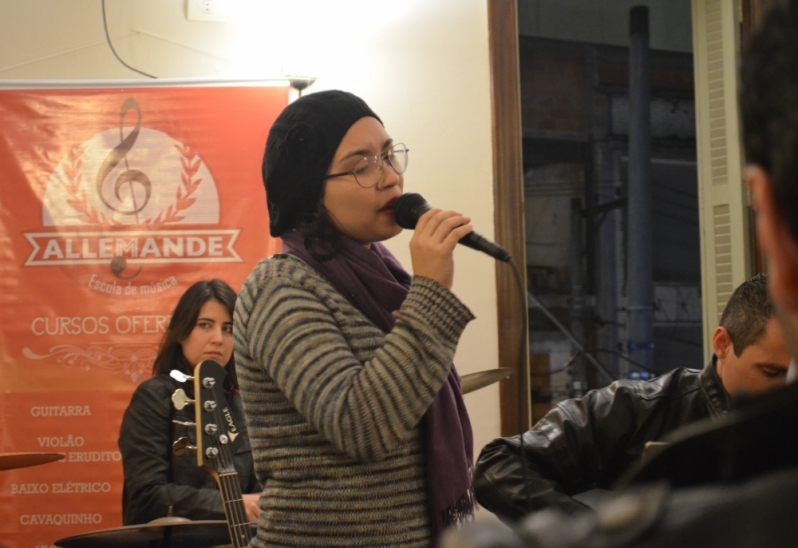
[235,90,476,547]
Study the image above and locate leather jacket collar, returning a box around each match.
[701,356,732,417]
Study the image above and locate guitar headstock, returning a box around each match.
[192,359,245,477]
[169,360,254,546]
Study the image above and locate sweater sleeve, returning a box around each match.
[235,262,474,463]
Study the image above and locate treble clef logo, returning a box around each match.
[98,98,149,280]
[95,98,152,222]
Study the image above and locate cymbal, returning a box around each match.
[461,368,513,394]
[0,452,64,471]
[55,519,254,548]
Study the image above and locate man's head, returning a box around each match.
[742,0,798,362]
[713,274,790,396]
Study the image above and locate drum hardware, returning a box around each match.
[460,368,513,394]
[0,452,64,471]
[54,518,256,548]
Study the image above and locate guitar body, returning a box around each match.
[616,380,798,491]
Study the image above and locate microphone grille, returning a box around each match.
[394,193,431,229]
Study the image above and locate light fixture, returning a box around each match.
[286,76,317,96]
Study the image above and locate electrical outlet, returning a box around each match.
[187,0,227,22]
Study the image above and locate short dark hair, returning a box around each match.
[719,274,774,356]
[740,0,798,241]
[152,279,239,392]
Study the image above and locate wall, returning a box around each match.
[0,0,501,516]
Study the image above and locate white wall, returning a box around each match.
[0,0,501,483]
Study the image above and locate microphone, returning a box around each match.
[394,193,512,262]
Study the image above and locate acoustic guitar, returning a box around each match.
[171,359,255,548]
[615,380,798,491]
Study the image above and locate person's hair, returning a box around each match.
[740,0,798,241]
[152,279,239,392]
[718,273,774,356]
[297,203,342,261]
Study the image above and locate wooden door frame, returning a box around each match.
[487,0,529,436]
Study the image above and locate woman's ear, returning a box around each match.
[747,165,798,313]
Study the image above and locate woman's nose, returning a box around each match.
[378,162,401,190]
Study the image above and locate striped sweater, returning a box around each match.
[234,254,474,547]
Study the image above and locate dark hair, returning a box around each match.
[297,203,342,261]
[719,274,774,356]
[152,279,239,392]
[740,0,798,241]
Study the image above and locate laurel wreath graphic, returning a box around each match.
[60,141,201,225]
[61,143,116,225]
[22,343,157,382]
[143,142,203,225]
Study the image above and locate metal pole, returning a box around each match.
[570,198,588,396]
[627,5,654,373]
[597,143,621,380]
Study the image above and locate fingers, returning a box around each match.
[409,208,471,290]
[243,493,262,523]
[415,208,472,250]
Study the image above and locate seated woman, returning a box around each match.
[118,279,261,525]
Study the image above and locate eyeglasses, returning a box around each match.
[324,143,409,188]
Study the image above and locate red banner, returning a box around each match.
[0,84,287,547]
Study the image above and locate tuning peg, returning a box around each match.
[173,437,196,456]
[203,400,217,412]
[170,370,193,383]
[202,377,216,389]
[205,447,219,459]
[172,419,196,427]
[171,389,194,410]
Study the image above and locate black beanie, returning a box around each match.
[263,90,382,237]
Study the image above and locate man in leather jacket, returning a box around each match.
[445,373,798,548]
[473,274,789,521]
[444,3,798,547]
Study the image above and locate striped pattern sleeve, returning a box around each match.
[235,257,474,463]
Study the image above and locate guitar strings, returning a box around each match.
[207,390,254,545]
[209,403,248,529]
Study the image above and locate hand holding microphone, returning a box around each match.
[406,207,473,290]
[394,193,513,262]
[393,193,513,290]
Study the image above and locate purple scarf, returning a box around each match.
[280,230,474,542]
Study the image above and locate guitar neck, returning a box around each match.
[217,472,254,548]
[188,360,256,548]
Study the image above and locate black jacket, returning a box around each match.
[473,361,730,520]
[447,377,798,548]
[119,374,260,525]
